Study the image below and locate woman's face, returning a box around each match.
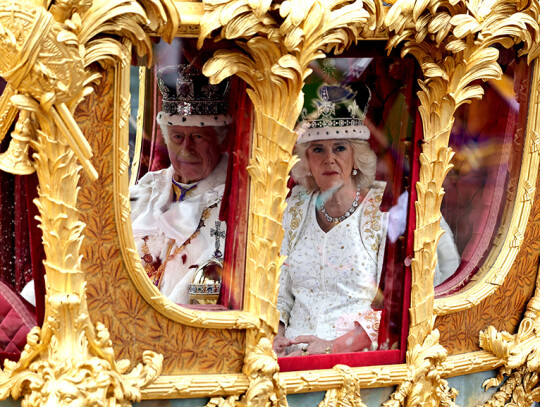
[306,139,354,192]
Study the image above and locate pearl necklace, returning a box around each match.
[320,184,362,224]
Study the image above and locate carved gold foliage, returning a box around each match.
[387,0,540,342]
[382,329,458,407]
[0,88,163,406]
[478,272,540,406]
[207,395,241,406]
[198,0,383,404]
[318,365,366,407]
[0,0,178,178]
[0,3,96,179]
[241,335,288,406]
[384,0,540,402]
[0,85,18,144]
[479,366,540,407]
[0,0,178,405]
[435,61,540,353]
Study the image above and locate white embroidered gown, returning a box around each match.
[278,182,388,345]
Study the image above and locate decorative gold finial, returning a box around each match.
[0,110,35,175]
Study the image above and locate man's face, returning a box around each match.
[166,125,223,183]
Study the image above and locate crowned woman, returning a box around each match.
[275,84,388,356]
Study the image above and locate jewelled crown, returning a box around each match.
[156,64,232,127]
[296,83,371,144]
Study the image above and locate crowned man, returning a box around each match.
[130,65,231,304]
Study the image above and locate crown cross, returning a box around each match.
[176,78,194,99]
[317,100,335,119]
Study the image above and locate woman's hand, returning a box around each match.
[273,322,291,357]
[288,335,333,356]
[273,335,292,357]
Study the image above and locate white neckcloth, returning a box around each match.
[131,155,228,246]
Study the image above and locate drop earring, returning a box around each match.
[307,171,312,176]
[352,169,358,176]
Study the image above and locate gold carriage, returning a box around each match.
[0,0,540,406]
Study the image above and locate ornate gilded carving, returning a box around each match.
[387,0,540,344]
[435,61,540,354]
[141,350,509,397]
[435,59,540,317]
[0,110,35,174]
[207,395,241,407]
[382,330,457,407]
[318,365,366,407]
[197,0,383,404]
[477,260,540,406]
[1,0,540,404]
[0,0,178,404]
[479,365,540,407]
[241,337,287,406]
[0,85,18,144]
[383,0,540,404]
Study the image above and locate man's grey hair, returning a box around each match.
[291,139,377,192]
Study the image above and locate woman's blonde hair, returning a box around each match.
[291,139,377,192]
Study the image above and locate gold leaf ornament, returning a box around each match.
[318,365,367,407]
[383,329,458,407]
[199,0,383,404]
[0,0,180,405]
[0,3,95,179]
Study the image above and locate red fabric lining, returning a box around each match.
[278,349,401,372]
[26,173,46,325]
[0,78,43,361]
[219,78,251,309]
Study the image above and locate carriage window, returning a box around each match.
[276,56,418,371]
[128,66,141,184]
[130,38,251,310]
[435,47,531,295]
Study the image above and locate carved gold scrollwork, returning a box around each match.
[318,365,366,407]
[478,264,540,406]
[242,337,288,406]
[384,0,540,404]
[198,0,383,404]
[387,0,539,344]
[383,329,458,407]
[0,0,178,405]
[206,395,241,407]
[0,110,36,175]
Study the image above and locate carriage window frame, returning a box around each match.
[128,39,251,311]
[276,50,420,371]
[119,36,536,376]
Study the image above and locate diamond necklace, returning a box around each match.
[320,184,362,224]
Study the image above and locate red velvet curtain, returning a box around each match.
[0,78,45,361]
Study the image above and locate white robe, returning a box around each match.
[278,182,388,345]
[130,156,227,304]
